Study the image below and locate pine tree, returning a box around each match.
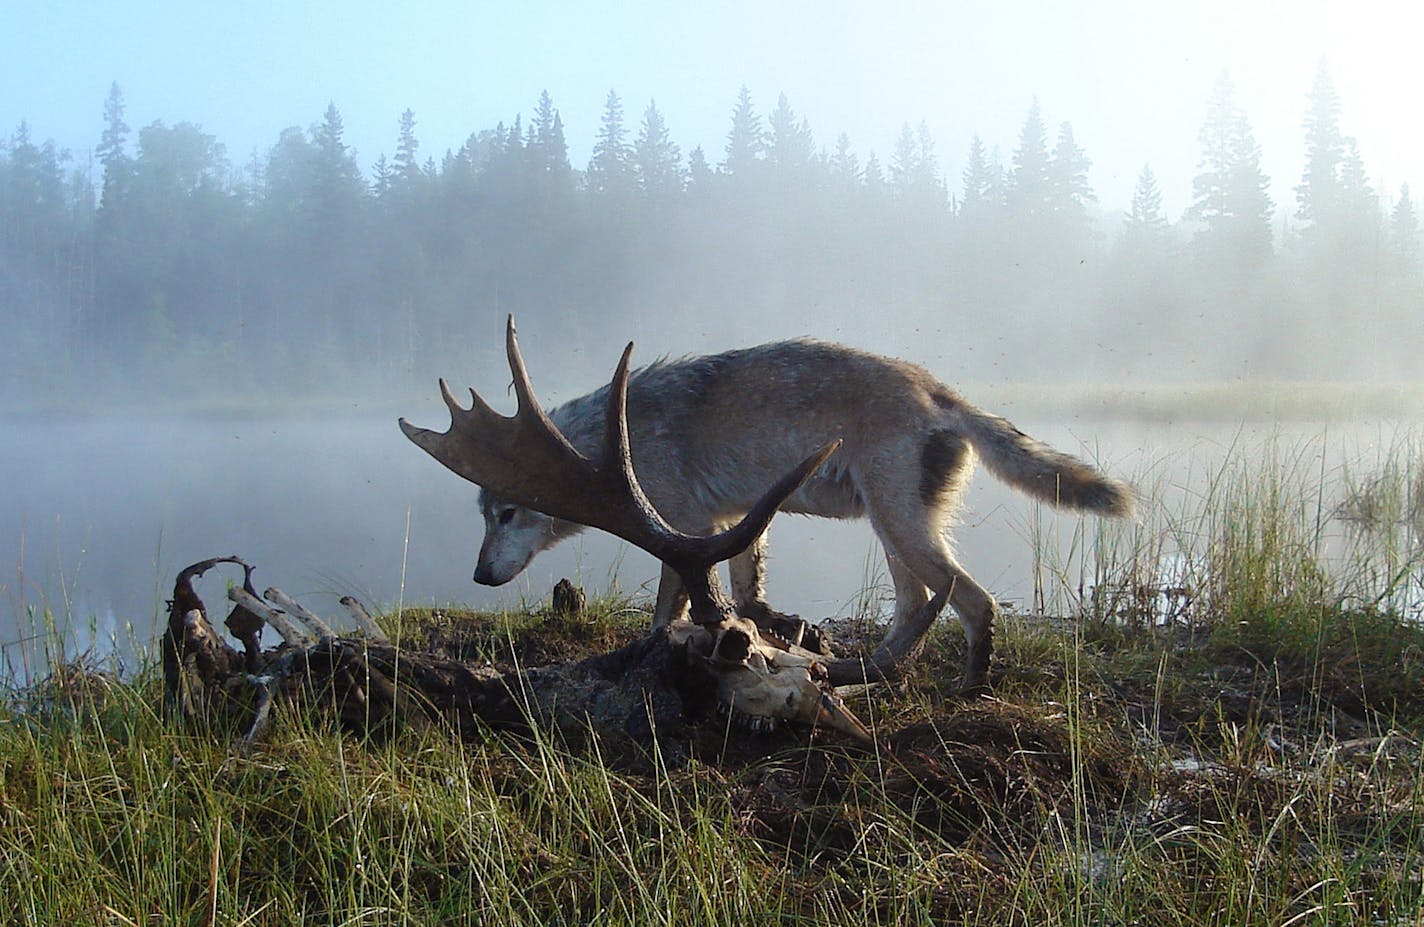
[862,151,885,195]
[1336,137,1379,244]
[1188,72,1274,268]
[960,135,996,215]
[96,82,130,210]
[722,85,763,175]
[1296,59,1343,227]
[1390,183,1420,275]
[1048,121,1095,219]
[913,121,941,200]
[1120,163,1172,258]
[766,92,812,171]
[686,145,712,194]
[530,90,571,181]
[309,103,363,226]
[889,123,919,196]
[370,154,393,200]
[633,99,682,202]
[587,90,633,197]
[393,109,422,188]
[1008,99,1052,220]
[551,111,570,170]
[828,132,859,187]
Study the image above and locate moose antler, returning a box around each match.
[400,317,948,738]
[399,316,839,626]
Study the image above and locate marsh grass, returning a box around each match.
[2,435,1424,925]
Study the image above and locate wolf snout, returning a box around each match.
[473,564,509,586]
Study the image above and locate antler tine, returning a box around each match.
[602,339,685,546]
[438,378,496,425]
[505,315,561,429]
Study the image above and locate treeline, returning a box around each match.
[2,65,1421,402]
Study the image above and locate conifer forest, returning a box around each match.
[2,67,1420,403]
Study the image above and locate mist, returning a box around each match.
[4,38,1424,670]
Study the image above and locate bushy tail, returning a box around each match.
[945,399,1136,516]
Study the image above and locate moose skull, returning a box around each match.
[669,615,871,742]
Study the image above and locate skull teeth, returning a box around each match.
[714,700,779,735]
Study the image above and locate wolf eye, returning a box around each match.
[498,509,516,526]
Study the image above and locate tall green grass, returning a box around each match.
[1,433,1422,924]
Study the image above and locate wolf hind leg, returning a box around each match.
[872,508,997,693]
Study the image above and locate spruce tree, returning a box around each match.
[686,145,712,193]
[1008,98,1052,220]
[889,123,919,196]
[1390,183,1420,275]
[829,132,859,187]
[1048,121,1095,220]
[913,121,941,200]
[722,85,763,175]
[587,90,633,197]
[633,99,682,202]
[766,92,812,171]
[862,151,885,195]
[309,103,363,227]
[960,135,996,214]
[1188,72,1273,269]
[393,109,422,190]
[530,90,571,181]
[1296,59,1343,228]
[96,82,130,210]
[1121,164,1172,259]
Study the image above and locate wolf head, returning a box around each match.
[473,487,586,585]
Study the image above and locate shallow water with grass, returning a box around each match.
[1,419,1422,923]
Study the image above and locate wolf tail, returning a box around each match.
[940,395,1136,516]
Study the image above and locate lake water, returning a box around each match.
[2,405,1418,680]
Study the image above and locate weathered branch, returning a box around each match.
[226,586,314,647]
[168,558,861,766]
[340,595,389,641]
[263,587,337,640]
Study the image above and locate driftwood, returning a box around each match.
[160,556,880,767]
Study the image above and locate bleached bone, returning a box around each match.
[263,586,337,640]
[339,595,389,640]
[667,617,872,742]
[227,586,314,646]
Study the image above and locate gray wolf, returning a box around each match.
[472,338,1134,690]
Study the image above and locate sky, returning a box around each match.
[3,0,1422,219]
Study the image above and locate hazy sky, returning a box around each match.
[4,0,1420,218]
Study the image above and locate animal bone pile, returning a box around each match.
[161,556,893,764]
